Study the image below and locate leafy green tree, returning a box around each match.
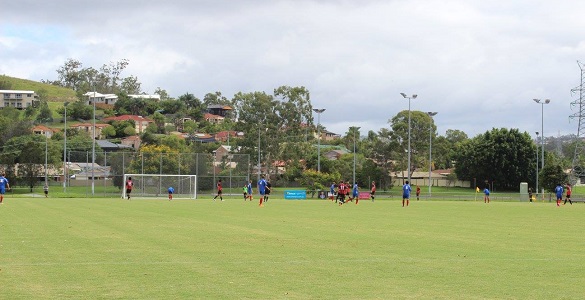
[389,110,435,177]
[36,100,53,123]
[1,134,61,191]
[454,128,536,190]
[540,153,568,192]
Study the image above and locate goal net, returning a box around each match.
[122,174,197,199]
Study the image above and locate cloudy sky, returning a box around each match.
[2,0,585,139]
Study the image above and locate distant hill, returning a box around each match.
[0,75,78,102]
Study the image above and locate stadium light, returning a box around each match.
[400,93,417,184]
[535,131,539,197]
[427,112,438,198]
[313,108,326,172]
[533,98,550,199]
[63,102,69,192]
[91,90,96,196]
[352,126,361,187]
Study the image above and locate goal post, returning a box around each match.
[122,174,197,199]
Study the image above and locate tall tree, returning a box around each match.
[454,128,536,190]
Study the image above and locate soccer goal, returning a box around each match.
[122,174,197,199]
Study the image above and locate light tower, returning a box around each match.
[570,61,585,184]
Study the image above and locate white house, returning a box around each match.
[1,90,38,109]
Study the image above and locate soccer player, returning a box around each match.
[564,184,573,205]
[247,180,253,201]
[264,179,272,203]
[213,179,223,201]
[242,184,248,201]
[370,181,376,202]
[125,176,133,200]
[337,180,346,205]
[416,185,421,200]
[43,184,49,198]
[402,180,411,207]
[554,183,563,207]
[0,173,10,204]
[168,186,174,200]
[528,187,533,203]
[352,182,359,204]
[258,175,267,207]
[484,187,490,203]
[329,181,336,201]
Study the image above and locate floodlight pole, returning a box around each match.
[313,108,326,172]
[91,90,96,196]
[533,98,550,198]
[352,126,361,186]
[400,93,417,184]
[427,112,438,197]
[535,131,539,196]
[63,102,69,192]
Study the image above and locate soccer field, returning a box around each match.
[0,197,583,299]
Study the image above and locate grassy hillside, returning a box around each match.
[0,75,78,102]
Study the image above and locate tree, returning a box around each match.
[389,111,434,178]
[540,153,568,192]
[36,100,53,123]
[1,134,61,191]
[454,128,536,190]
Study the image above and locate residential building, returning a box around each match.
[70,123,111,139]
[207,104,233,117]
[102,115,154,134]
[84,92,118,106]
[204,113,224,124]
[32,125,57,138]
[121,135,142,150]
[1,90,38,109]
[214,131,243,142]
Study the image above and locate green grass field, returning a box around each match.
[1,197,583,299]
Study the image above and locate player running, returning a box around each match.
[402,180,411,207]
[564,184,573,205]
[352,182,359,204]
[258,175,267,207]
[554,183,563,207]
[213,179,223,201]
[370,181,376,202]
[264,179,272,203]
[125,176,133,200]
[0,173,10,204]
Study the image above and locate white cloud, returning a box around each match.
[2,0,585,138]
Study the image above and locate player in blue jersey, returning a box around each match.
[0,173,10,204]
[257,175,267,207]
[554,183,563,207]
[402,180,411,207]
[247,180,253,201]
[329,182,336,201]
[352,182,359,204]
[168,186,174,200]
[484,187,490,203]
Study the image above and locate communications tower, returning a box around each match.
[570,61,585,184]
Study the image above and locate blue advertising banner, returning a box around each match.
[284,190,307,200]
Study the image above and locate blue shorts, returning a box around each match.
[259,190,266,196]
[0,189,5,195]
[403,194,410,199]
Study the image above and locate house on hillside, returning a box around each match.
[204,113,224,124]
[70,123,110,139]
[214,131,243,142]
[102,115,154,134]
[32,125,57,138]
[84,92,118,106]
[121,135,142,150]
[324,149,350,160]
[207,104,233,117]
[1,90,38,109]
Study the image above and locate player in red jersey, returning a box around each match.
[213,179,223,201]
[370,181,376,202]
[125,177,133,200]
